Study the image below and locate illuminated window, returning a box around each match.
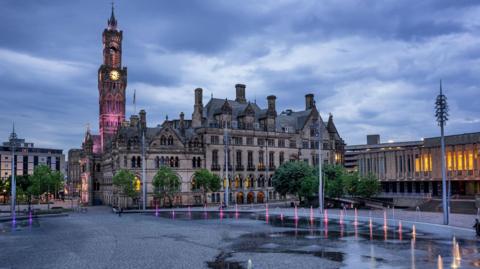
[447,151,453,171]
[457,152,464,170]
[467,151,474,170]
[415,155,421,172]
[423,154,430,172]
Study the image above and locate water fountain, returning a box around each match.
[398,220,402,241]
[219,204,224,220]
[247,259,253,269]
[412,225,416,239]
[171,210,175,219]
[280,213,284,222]
[415,206,421,222]
[309,206,314,222]
[323,209,328,223]
[265,204,269,223]
[411,239,416,269]
[353,208,358,226]
[235,204,239,219]
[383,210,388,230]
[339,210,344,225]
[294,205,298,221]
[369,218,373,240]
[437,255,443,269]
[188,206,192,219]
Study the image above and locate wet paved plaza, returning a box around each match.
[1,206,480,269]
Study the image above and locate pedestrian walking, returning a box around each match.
[473,219,480,236]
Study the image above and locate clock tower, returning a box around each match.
[98,5,127,150]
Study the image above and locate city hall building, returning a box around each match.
[345,133,480,197]
[68,8,345,207]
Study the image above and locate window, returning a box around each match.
[236,151,242,166]
[457,151,463,170]
[136,156,141,168]
[258,139,265,146]
[278,139,285,148]
[196,157,201,168]
[211,136,219,145]
[248,151,253,167]
[246,137,254,146]
[160,136,167,145]
[289,140,296,148]
[447,151,453,171]
[167,135,174,145]
[124,156,127,167]
[415,154,421,172]
[175,157,179,167]
[467,150,474,170]
[233,137,243,145]
[258,151,264,165]
[279,152,285,165]
[192,157,196,168]
[156,156,160,169]
[269,152,274,167]
[131,156,136,168]
[267,139,274,147]
[212,150,218,165]
[302,140,309,149]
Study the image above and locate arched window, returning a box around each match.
[168,135,174,145]
[191,178,196,191]
[124,156,127,167]
[193,138,199,147]
[192,157,196,168]
[131,156,136,168]
[137,156,141,168]
[170,157,174,167]
[160,136,166,145]
[175,157,179,167]
[160,156,165,166]
[155,156,160,169]
[196,157,201,168]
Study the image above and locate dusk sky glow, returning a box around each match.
[0,0,479,152]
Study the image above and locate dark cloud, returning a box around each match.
[0,0,478,152]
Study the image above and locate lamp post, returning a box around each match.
[223,126,230,207]
[9,123,17,220]
[435,80,449,225]
[142,129,146,211]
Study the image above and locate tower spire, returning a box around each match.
[440,79,443,95]
[108,2,117,30]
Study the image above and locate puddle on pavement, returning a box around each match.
[0,218,40,233]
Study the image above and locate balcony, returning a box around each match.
[257,164,266,171]
[211,164,221,171]
[268,165,276,171]
[247,165,256,171]
[235,165,245,171]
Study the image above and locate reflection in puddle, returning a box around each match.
[154,210,480,269]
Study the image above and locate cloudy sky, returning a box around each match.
[0,0,479,152]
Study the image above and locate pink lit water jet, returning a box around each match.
[354,208,358,226]
[280,213,284,222]
[188,206,192,218]
[155,203,159,217]
[339,210,344,225]
[323,209,328,223]
[383,210,388,230]
[219,204,224,220]
[171,210,175,219]
[294,205,298,221]
[309,206,314,222]
[398,220,403,241]
[265,204,269,223]
[235,204,239,219]
[369,218,373,240]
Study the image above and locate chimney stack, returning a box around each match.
[267,95,277,115]
[305,93,314,110]
[367,134,380,145]
[192,88,203,128]
[139,109,146,129]
[235,84,246,104]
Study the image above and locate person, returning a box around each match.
[473,219,480,236]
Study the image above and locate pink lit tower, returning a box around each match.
[98,4,127,151]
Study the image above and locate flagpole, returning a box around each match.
[133,89,137,115]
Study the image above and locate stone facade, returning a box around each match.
[345,133,480,197]
[68,8,345,207]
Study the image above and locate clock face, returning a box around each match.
[109,70,120,81]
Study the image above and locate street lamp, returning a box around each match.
[435,80,449,225]
[9,123,17,220]
[223,125,230,207]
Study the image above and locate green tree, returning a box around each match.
[324,165,346,198]
[343,172,360,196]
[192,169,221,204]
[152,166,181,207]
[357,173,381,198]
[28,165,64,210]
[112,169,138,205]
[272,161,316,203]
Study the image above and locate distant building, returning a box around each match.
[68,7,345,207]
[0,129,65,181]
[345,133,480,197]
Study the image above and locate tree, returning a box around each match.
[324,165,346,198]
[152,166,181,207]
[193,169,221,204]
[272,161,316,203]
[357,173,381,198]
[28,165,64,210]
[112,169,138,206]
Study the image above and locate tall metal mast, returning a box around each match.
[435,80,449,225]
